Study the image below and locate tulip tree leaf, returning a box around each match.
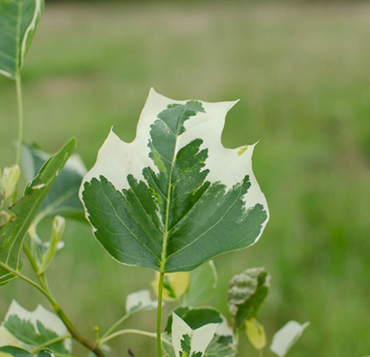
[0,139,76,285]
[0,346,54,357]
[163,313,236,357]
[171,313,218,357]
[0,301,71,355]
[80,89,269,273]
[227,267,269,329]
[0,0,44,79]
[21,143,87,224]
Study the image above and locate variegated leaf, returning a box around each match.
[0,0,44,79]
[0,301,71,355]
[80,89,269,273]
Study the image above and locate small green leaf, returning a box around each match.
[227,267,269,329]
[80,89,269,273]
[270,321,309,357]
[0,139,75,285]
[0,346,54,357]
[0,0,44,79]
[245,318,266,350]
[21,143,87,224]
[186,261,217,306]
[0,301,71,355]
[125,290,157,314]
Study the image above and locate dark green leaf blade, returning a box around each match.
[0,139,76,284]
[0,347,54,357]
[0,0,44,79]
[227,267,270,329]
[81,89,269,272]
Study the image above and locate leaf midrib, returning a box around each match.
[160,105,188,272]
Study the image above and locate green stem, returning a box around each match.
[99,313,130,344]
[21,244,107,357]
[0,261,48,298]
[157,271,165,357]
[15,74,24,166]
[100,329,157,345]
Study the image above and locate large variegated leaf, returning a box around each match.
[0,301,71,355]
[0,139,76,285]
[0,0,44,79]
[80,89,269,272]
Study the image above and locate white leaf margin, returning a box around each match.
[1,301,71,352]
[80,88,269,246]
[270,320,310,357]
[0,0,43,79]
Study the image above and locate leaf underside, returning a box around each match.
[0,0,44,79]
[81,90,269,272]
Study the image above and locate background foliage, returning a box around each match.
[0,1,369,356]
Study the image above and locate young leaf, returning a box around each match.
[80,89,269,273]
[227,267,269,329]
[0,0,44,79]
[0,165,20,205]
[0,346,54,357]
[0,301,71,355]
[125,289,157,314]
[0,139,76,285]
[163,315,236,357]
[21,143,87,223]
[152,272,190,301]
[245,318,266,350]
[172,313,218,357]
[270,321,309,357]
[37,215,65,274]
[186,261,217,307]
[165,307,223,334]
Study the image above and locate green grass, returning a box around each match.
[1,1,370,356]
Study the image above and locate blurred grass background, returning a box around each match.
[1,1,370,356]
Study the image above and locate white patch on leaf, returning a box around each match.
[172,313,218,357]
[125,290,157,314]
[4,301,71,351]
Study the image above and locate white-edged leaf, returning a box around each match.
[270,321,310,357]
[1,300,71,355]
[80,88,269,273]
[0,346,55,357]
[125,290,157,314]
[186,261,217,306]
[0,0,44,79]
[172,313,218,357]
